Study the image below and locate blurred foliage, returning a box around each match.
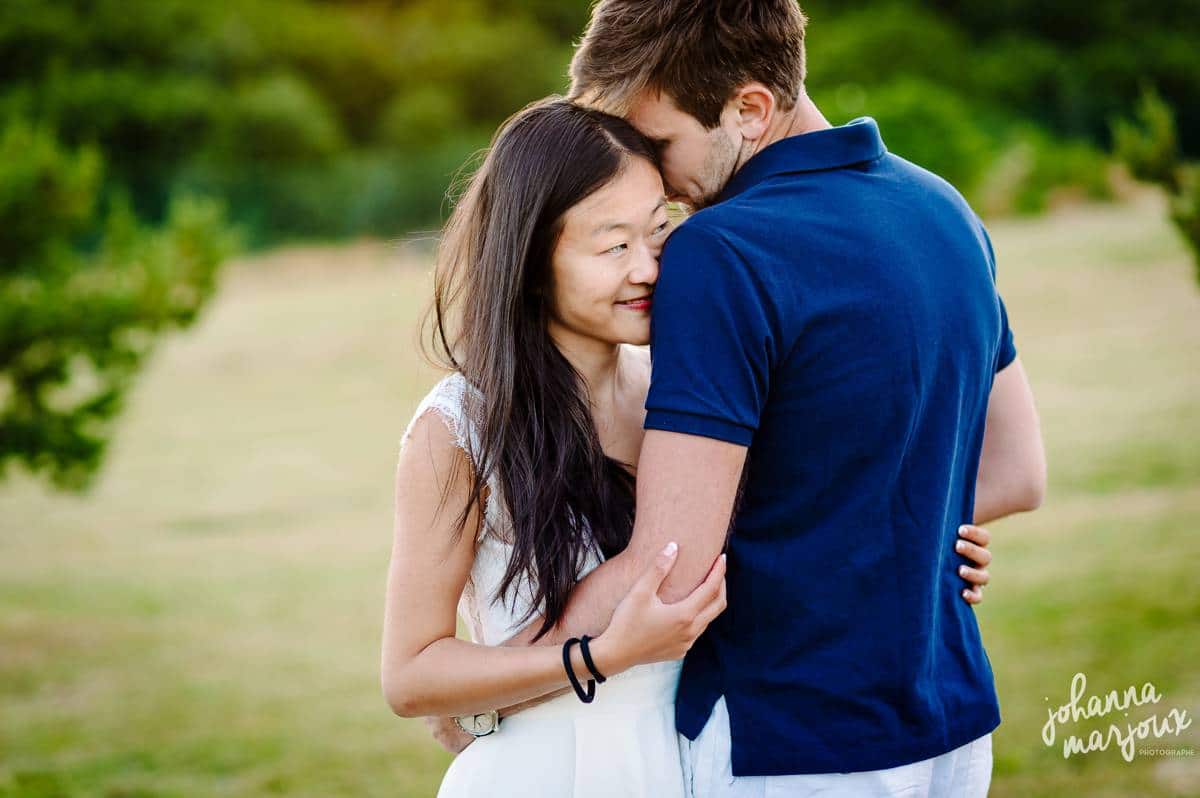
[3,0,1198,247]
[1114,88,1182,192]
[798,0,1198,212]
[1114,88,1200,285]
[6,1,1198,490]
[0,0,575,246]
[0,120,234,492]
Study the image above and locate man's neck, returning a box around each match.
[747,91,832,160]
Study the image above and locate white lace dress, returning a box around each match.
[399,372,686,798]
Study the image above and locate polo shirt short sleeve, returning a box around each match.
[643,220,775,448]
[997,295,1017,371]
[978,222,1018,372]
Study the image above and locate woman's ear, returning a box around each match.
[730,82,775,143]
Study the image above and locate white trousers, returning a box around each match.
[678,696,993,798]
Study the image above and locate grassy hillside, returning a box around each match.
[1,196,1197,796]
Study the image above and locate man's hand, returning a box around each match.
[423,715,475,754]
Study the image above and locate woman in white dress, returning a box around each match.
[380,97,721,797]
[379,97,998,797]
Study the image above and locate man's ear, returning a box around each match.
[729,82,775,142]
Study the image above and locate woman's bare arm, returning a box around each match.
[380,411,625,717]
[380,411,724,718]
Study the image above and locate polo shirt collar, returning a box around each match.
[717,116,887,203]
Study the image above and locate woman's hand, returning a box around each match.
[590,542,727,675]
[956,524,993,605]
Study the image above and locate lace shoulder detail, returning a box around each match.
[399,372,496,543]
[400,372,482,454]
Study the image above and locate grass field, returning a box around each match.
[1,194,1198,797]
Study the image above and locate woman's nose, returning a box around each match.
[629,244,660,285]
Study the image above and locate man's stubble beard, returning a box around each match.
[691,128,747,211]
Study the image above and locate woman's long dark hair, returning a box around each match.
[423,97,662,642]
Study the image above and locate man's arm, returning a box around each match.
[974,355,1046,524]
[502,430,746,650]
[497,357,1040,642]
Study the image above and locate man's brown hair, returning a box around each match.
[568,0,809,129]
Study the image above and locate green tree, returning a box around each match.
[0,121,234,492]
[1113,88,1200,286]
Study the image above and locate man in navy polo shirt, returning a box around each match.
[497,2,1046,796]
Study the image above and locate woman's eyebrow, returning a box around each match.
[591,219,632,235]
[592,201,668,235]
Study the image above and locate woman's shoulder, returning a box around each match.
[401,371,483,457]
[418,370,485,414]
[426,369,473,396]
[399,399,468,464]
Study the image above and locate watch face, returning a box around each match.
[459,712,495,735]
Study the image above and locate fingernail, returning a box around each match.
[959,565,969,576]
[958,526,969,535]
[962,589,971,598]
[720,554,727,563]
[663,541,678,556]
[955,540,966,551]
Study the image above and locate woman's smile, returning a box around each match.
[616,294,654,312]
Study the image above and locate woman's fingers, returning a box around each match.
[955,538,992,567]
[637,541,680,598]
[958,524,991,547]
[958,525,991,605]
[680,553,726,615]
[693,574,728,630]
[958,564,990,586]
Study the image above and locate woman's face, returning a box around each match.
[547,156,669,349]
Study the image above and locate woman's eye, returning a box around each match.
[605,243,628,255]
[653,220,670,235]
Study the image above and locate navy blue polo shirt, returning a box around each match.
[645,117,1015,776]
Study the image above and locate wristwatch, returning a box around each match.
[454,709,500,737]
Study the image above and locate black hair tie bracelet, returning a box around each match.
[579,635,608,684]
[562,637,596,703]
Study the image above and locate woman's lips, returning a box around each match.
[616,296,653,312]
